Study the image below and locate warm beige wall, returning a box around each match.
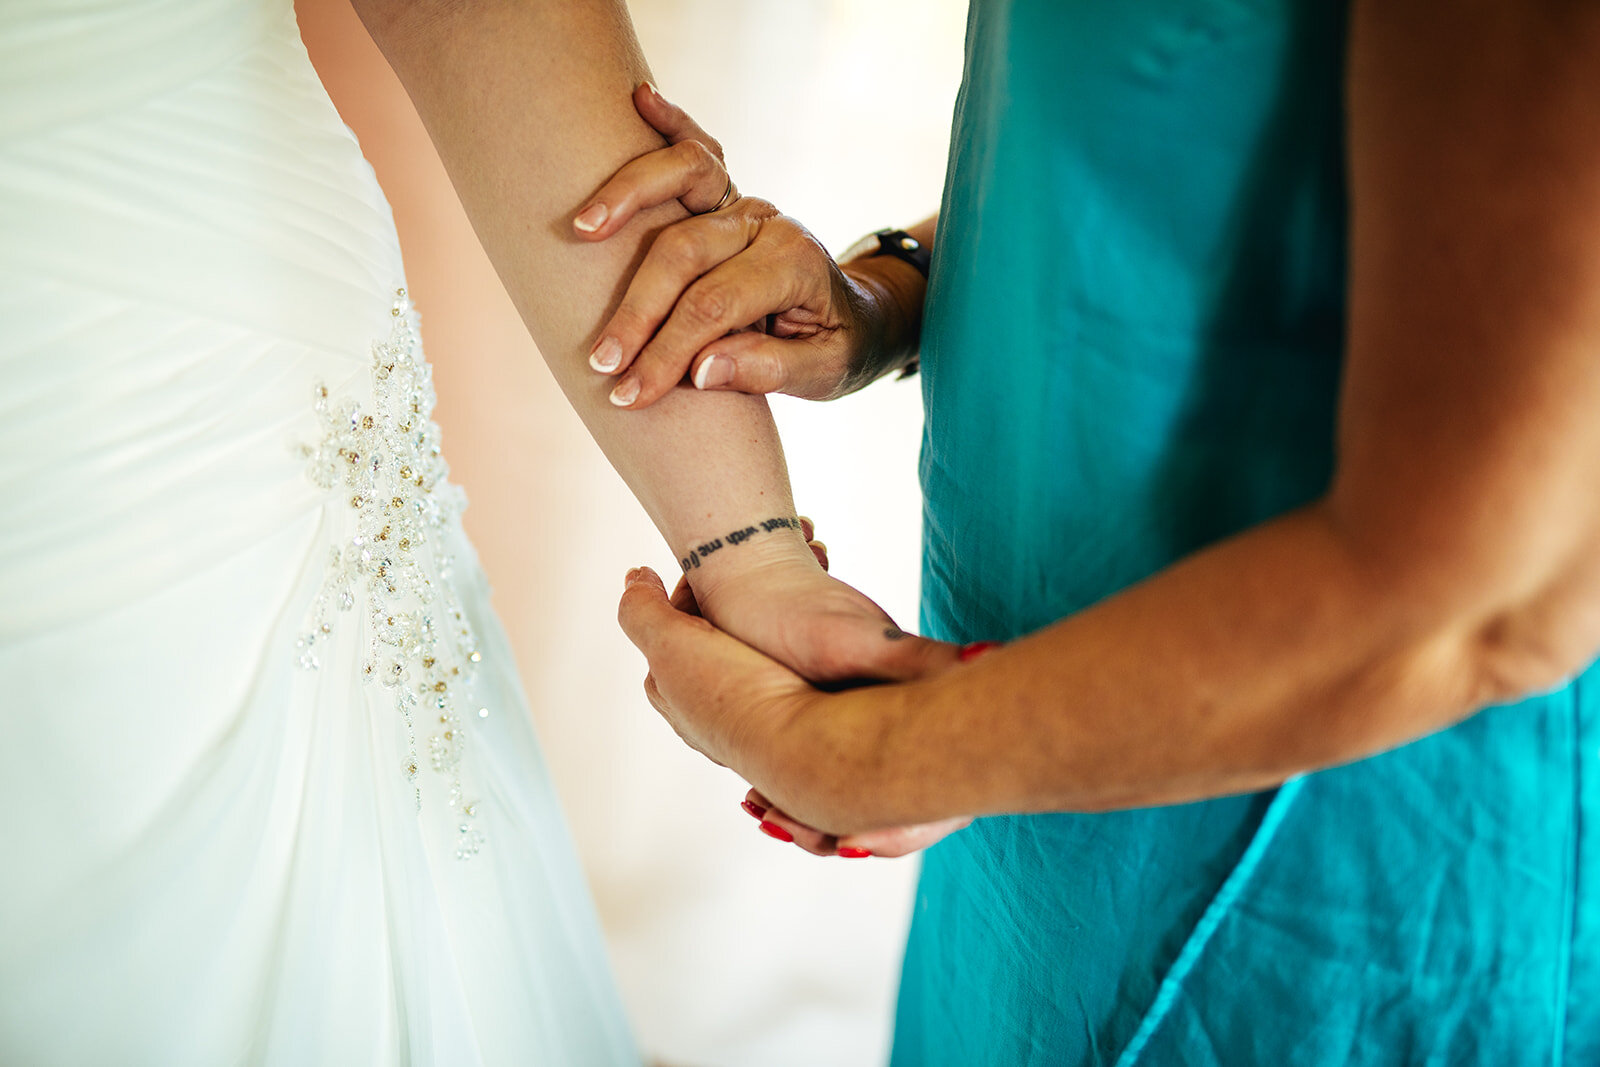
[296,3,965,1064]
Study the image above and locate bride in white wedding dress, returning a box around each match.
[0,0,938,1062]
[0,1,645,1063]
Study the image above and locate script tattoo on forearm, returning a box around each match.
[679,516,804,573]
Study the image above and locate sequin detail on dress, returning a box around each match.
[295,288,487,859]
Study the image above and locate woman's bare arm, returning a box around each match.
[347,0,958,685]
[348,0,812,598]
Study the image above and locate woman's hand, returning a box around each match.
[572,84,915,408]
[569,82,740,234]
[721,569,988,857]
[741,788,971,860]
[621,563,975,856]
[655,522,969,856]
[620,564,814,770]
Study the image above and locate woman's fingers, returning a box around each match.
[756,806,838,856]
[685,330,843,401]
[792,607,965,687]
[571,83,728,239]
[619,566,807,767]
[588,207,767,382]
[808,538,829,571]
[798,513,828,570]
[632,82,723,160]
[609,236,804,408]
[745,787,970,860]
[619,566,714,660]
[869,632,964,684]
[835,817,973,859]
[740,790,837,854]
[625,570,746,765]
[668,570,701,616]
[573,138,730,240]
[744,794,968,859]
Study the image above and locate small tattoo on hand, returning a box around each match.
[883,627,907,641]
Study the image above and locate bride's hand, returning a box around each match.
[669,520,974,859]
[678,517,958,688]
[573,84,893,408]
[620,563,980,858]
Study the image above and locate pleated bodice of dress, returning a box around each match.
[0,0,406,632]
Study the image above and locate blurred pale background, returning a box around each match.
[298,2,966,1064]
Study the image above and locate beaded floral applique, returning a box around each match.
[295,288,487,860]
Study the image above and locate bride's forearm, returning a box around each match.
[352,0,814,581]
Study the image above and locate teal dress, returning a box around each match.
[898,1,1599,1063]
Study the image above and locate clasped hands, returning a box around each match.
[579,84,975,858]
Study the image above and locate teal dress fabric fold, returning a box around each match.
[897,1,1599,1063]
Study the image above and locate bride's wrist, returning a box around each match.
[676,514,818,617]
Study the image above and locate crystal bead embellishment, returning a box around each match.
[296,289,486,860]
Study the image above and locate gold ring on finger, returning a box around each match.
[704,175,737,214]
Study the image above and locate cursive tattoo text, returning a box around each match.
[679,516,804,573]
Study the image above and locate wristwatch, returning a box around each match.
[841,228,933,278]
[841,229,931,379]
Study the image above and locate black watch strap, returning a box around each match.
[842,228,930,380]
[860,229,932,278]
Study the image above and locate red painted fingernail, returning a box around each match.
[837,847,873,859]
[959,641,1001,662]
[758,821,794,843]
[741,799,767,820]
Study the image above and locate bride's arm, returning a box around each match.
[350,0,954,682]
[350,1,805,601]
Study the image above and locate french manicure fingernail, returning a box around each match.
[758,821,794,843]
[589,336,622,373]
[624,567,642,586]
[609,377,640,407]
[837,847,873,859]
[741,799,767,819]
[693,355,733,390]
[959,641,1002,662]
[644,81,662,100]
[574,202,609,233]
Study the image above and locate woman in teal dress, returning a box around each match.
[602,0,1600,1062]
[892,2,1594,1061]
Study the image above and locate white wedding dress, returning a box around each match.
[0,0,640,1063]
